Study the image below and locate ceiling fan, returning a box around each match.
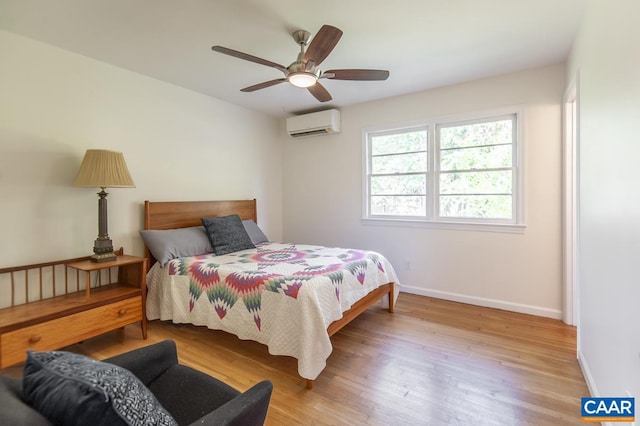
[211,25,390,102]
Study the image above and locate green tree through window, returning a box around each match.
[369,127,428,216]
[365,111,520,225]
[438,118,515,219]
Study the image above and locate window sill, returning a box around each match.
[361,218,526,234]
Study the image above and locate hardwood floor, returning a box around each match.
[3,293,590,425]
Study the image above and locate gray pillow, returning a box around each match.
[201,215,255,255]
[242,220,269,244]
[139,226,212,267]
[22,350,177,426]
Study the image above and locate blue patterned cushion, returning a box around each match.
[23,350,177,426]
[202,214,255,255]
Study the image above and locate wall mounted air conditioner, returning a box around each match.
[286,109,341,138]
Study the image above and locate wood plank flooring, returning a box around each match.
[2,293,590,425]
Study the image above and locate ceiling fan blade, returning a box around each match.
[212,46,287,74]
[322,69,390,81]
[303,25,343,67]
[241,78,287,92]
[307,82,332,102]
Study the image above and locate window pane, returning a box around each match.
[371,196,426,216]
[440,171,512,195]
[371,130,427,155]
[372,152,427,174]
[440,195,512,218]
[440,119,512,149]
[440,144,512,171]
[371,175,426,195]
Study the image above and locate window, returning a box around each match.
[364,109,523,228]
[368,126,429,217]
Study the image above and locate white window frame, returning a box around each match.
[362,106,526,233]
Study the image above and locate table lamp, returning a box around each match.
[73,149,135,262]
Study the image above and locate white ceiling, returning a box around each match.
[0,0,587,117]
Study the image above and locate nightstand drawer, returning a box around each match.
[0,297,142,368]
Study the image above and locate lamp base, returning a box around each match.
[90,252,117,263]
[91,237,116,263]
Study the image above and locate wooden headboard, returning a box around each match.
[143,199,257,268]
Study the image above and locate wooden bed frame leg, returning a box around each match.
[306,379,313,390]
[388,282,395,313]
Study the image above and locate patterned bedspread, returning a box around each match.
[145,242,400,380]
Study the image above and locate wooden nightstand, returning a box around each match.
[67,254,148,339]
[0,252,147,368]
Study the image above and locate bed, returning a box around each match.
[142,199,399,388]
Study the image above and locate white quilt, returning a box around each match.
[145,242,400,380]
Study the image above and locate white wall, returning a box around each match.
[567,0,640,401]
[0,30,283,268]
[282,64,565,318]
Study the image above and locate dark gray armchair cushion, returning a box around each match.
[99,340,272,426]
[0,376,50,426]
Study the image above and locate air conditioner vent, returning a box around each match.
[286,109,341,138]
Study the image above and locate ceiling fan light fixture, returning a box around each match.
[288,72,317,88]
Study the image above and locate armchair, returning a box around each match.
[0,340,273,426]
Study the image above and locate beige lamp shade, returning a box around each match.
[73,149,135,188]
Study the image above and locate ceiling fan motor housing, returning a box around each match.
[288,56,318,75]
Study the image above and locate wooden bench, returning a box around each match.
[0,248,147,368]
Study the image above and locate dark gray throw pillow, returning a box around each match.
[201,214,255,255]
[22,350,177,426]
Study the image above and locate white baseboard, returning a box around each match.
[578,349,599,397]
[577,351,636,426]
[399,285,563,319]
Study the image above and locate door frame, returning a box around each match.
[562,72,580,327]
